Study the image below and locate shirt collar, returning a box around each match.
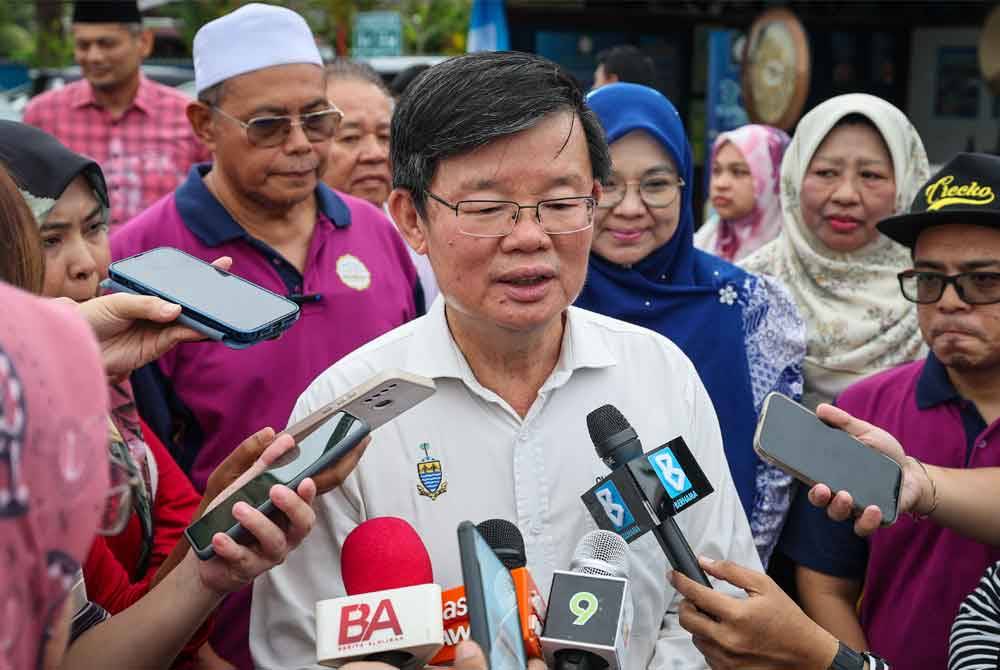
[916,351,960,409]
[403,301,617,387]
[174,164,352,247]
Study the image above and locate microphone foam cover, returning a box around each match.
[476,519,527,569]
[587,404,631,446]
[341,516,434,595]
[570,530,630,579]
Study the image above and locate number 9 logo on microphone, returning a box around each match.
[569,591,599,626]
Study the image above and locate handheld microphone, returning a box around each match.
[477,519,546,659]
[316,517,444,668]
[581,405,713,588]
[540,530,633,670]
[430,519,547,665]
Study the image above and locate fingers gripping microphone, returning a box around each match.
[582,405,712,588]
[540,531,633,670]
[316,517,444,668]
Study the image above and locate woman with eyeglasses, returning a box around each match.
[740,94,931,410]
[575,83,807,567]
[695,124,791,262]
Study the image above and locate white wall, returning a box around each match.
[908,27,999,167]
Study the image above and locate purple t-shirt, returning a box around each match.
[781,354,1000,670]
[111,165,418,668]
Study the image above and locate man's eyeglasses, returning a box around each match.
[425,191,596,238]
[598,173,685,210]
[212,105,343,148]
[898,270,1000,305]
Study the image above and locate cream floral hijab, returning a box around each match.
[741,94,930,407]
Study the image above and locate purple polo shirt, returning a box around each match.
[112,165,418,668]
[780,353,1000,670]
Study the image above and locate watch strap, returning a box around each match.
[828,642,866,670]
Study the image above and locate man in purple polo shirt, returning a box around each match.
[110,4,418,667]
[778,153,1000,670]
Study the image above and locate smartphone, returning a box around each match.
[458,521,527,670]
[185,411,369,559]
[185,370,436,560]
[107,247,300,345]
[284,369,436,440]
[753,392,903,524]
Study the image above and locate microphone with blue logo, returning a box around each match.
[580,404,713,588]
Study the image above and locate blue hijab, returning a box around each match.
[576,83,759,516]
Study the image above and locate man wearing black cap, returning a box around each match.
[776,153,1000,670]
[23,1,208,229]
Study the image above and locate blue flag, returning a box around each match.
[467,0,510,52]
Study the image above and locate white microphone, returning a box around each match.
[315,517,444,668]
[540,531,633,670]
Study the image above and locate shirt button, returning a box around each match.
[518,432,529,442]
[530,523,542,536]
[644,300,651,307]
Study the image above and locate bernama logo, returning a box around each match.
[925,175,996,211]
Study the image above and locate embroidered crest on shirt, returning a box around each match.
[416,442,447,500]
[336,254,372,291]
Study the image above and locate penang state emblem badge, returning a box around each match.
[416,442,447,500]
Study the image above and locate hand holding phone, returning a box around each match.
[186,411,370,560]
[458,521,528,670]
[753,393,903,525]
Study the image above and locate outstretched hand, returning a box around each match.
[808,404,930,535]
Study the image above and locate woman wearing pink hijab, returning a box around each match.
[695,124,791,262]
[0,280,110,670]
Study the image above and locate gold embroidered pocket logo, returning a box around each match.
[924,175,996,212]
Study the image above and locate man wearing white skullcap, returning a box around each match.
[109,4,422,667]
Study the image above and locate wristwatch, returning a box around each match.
[829,642,889,670]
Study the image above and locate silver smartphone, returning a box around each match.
[185,370,436,559]
[753,392,902,524]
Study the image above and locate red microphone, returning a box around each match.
[316,517,444,668]
[430,519,546,665]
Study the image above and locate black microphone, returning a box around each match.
[540,530,633,670]
[581,405,712,588]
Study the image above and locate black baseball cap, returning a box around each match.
[73,1,142,25]
[877,152,1000,250]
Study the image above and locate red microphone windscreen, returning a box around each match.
[341,516,434,595]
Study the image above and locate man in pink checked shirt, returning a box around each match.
[23,1,208,229]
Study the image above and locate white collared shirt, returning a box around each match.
[250,299,761,670]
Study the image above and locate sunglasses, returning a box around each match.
[212,105,344,147]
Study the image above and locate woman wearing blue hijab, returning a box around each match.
[577,83,806,565]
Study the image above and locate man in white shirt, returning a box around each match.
[250,51,760,670]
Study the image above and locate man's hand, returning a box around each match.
[673,557,839,670]
[193,432,317,595]
[340,641,549,670]
[808,404,931,535]
[70,256,233,380]
[202,427,371,507]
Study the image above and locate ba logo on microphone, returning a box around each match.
[648,448,692,499]
[594,481,635,532]
[338,599,404,647]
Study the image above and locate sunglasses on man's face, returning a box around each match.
[212,106,344,147]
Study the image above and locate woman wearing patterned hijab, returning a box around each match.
[577,83,807,566]
[741,93,930,409]
[696,124,790,262]
[0,279,110,670]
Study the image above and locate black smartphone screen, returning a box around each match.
[755,394,902,523]
[186,412,367,554]
[458,522,527,670]
[111,247,298,334]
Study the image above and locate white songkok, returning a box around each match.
[193,3,323,94]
